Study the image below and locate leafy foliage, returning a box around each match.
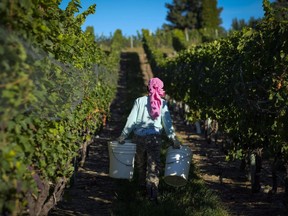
[144,0,288,164]
[0,0,122,215]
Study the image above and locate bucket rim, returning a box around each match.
[163,175,187,187]
[109,140,135,144]
[167,146,192,155]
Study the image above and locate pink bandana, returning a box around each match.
[148,77,165,119]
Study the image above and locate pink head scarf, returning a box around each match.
[148,77,165,119]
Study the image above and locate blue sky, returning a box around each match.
[60,0,271,37]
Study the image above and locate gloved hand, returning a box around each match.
[172,138,181,149]
[117,135,126,144]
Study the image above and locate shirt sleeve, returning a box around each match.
[161,100,176,140]
[121,99,139,138]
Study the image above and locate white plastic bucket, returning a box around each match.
[164,145,192,187]
[108,140,136,179]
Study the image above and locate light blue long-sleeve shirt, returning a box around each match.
[121,96,176,140]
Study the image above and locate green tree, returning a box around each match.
[164,0,222,30]
[231,18,247,31]
[200,0,222,29]
[164,0,201,30]
[85,26,96,43]
[271,0,288,19]
[247,17,262,28]
[111,29,124,51]
[231,17,262,31]
[272,0,288,8]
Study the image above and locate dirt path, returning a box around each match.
[49,47,287,216]
[138,50,153,86]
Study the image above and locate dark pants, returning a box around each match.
[132,134,162,189]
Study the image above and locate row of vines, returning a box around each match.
[143,0,288,196]
[0,0,123,215]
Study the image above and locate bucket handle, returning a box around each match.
[166,155,191,165]
[111,149,134,167]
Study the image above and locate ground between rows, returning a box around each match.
[50,48,287,216]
